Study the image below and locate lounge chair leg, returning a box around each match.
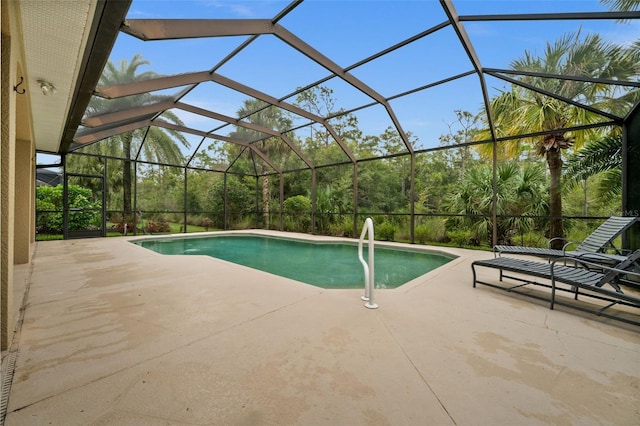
[550,278,556,310]
[471,264,477,288]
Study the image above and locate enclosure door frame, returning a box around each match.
[63,172,107,239]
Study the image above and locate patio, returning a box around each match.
[5,232,639,425]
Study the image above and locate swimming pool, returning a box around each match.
[133,234,455,289]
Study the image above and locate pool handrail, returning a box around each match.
[359,217,378,309]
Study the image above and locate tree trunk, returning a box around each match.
[262,165,269,229]
[583,179,588,216]
[547,148,564,249]
[123,135,133,218]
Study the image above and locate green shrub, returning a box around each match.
[283,195,311,215]
[414,225,430,244]
[35,199,60,233]
[36,185,99,234]
[376,222,396,241]
[234,215,256,230]
[415,218,447,244]
[283,195,311,232]
[447,229,472,247]
[328,217,354,237]
[208,178,253,228]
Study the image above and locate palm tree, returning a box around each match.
[564,132,623,200]
[600,0,639,12]
[445,162,548,246]
[481,31,638,247]
[230,99,293,229]
[85,54,189,218]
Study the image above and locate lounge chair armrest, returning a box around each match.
[551,256,640,279]
[546,237,579,250]
[561,240,580,251]
[546,237,568,248]
[572,252,623,262]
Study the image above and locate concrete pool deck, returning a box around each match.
[4,231,640,425]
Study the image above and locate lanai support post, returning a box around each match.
[410,152,416,244]
[311,168,316,234]
[62,153,68,239]
[102,157,107,237]
[623,104,640,250]
[132,161,138,235]
[353,162,359,238]
[183,167,188,233]
[279,172,284,231]
[255,176,260,229]
[223,173,228,230]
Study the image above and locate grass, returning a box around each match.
[36,234,63,241]
[167,222,213,233]
[37,222,216,241]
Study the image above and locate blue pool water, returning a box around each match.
[134,234,454,289]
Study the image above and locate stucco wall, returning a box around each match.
[1,28,16,351]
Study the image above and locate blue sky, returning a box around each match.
[38,0,638,166]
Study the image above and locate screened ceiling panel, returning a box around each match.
[108,34,251,78]
[483,74,617,140]
[215,35,332,99]
[290,76,378,114]
[135,128,192,166]
[227,145,276,176]
[453,0,612,15]
[283,125,352,167]
[163,109,226,134]
[468,18,632,71]
[84,92,175,118]
[389,74,487,150]
[65,0,639,177]
[190,138,237,172]
[71,136,130,160]
[125,0,291,20]
[349,26,473,98]
[491,73,640,119]
[251,137,308,172]
[330,103,406,160]
[278,0,449,67]
[242,105,297,133]
[223,125,272,144]
[179,80,263,123]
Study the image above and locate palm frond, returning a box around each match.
[563,134,622,189]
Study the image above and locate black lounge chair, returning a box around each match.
[471,250,640,325]
[493,216,638,260]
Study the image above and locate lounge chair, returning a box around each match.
[471,250,640,325]
[493,216,638,260]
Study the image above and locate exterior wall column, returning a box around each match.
[15,139,34,264]
[1,31,16,351]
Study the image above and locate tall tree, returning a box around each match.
[230,100,293,229]
[439,110,480,176]
[85,54,189,217]
[445,162,548,246]
[480,31,638,247]
[564,132,623,201]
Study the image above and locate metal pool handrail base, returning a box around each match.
[359,217,378,309]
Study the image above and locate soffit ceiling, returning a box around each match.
[18,0,98,153]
